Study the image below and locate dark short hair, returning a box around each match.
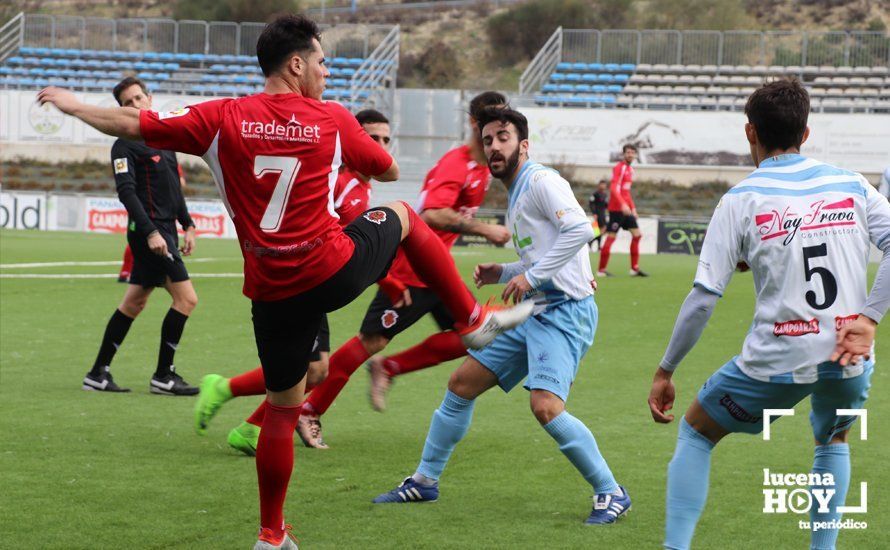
[256,14,322,77]
[622,143,637,153]
[476,105,529,142]
[355,109,389,126]
[469,91,507,122]
[112,77,148,105]
[745,78,810,151]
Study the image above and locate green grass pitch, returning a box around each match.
[0,229,886,549]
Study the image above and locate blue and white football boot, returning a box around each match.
[372,477,439,504]
[585,485,631,524]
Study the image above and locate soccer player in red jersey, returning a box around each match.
[597,144,648,277]
[191,108,398,456]
[38,16,531,549]
[296,91,512,448]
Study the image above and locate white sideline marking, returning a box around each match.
[0,273,244,279]
[0,258,227,269]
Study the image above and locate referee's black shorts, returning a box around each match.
[252,207,403,392]
[127,220,190,288]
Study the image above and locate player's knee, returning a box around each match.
[530,392,564,425]
[359,333,388,355]
[822,430,849,445]
[121,297,147,317]
[384,200,411,240]
[307,359,329,386]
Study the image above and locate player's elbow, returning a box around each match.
[375,159,399,182]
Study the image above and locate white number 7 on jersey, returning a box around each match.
[254,155,301,233]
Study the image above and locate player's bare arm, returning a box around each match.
[648,367,676,423]
[374,159,400,182]
[37,87,142,141]
[473,263,503,288]
[422,208,510,245]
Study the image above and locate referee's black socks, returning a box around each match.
[90,309,134,376]
[155,308,189,378]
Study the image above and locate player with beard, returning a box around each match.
[373,106,631,524]
[597,144,647,277]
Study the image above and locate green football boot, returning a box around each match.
[228,422,260,457]
[194,374,233,435]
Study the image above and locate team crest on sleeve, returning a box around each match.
[381,309,398,328]
[113,158,128,174]
[158,107,190,120]
[364,210,387,225]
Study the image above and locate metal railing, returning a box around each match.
[521,28,889,91]
[0,12,24,63]
[351,24,400,114]
[518,26,562,96]
[307,0,522,17]
[7,13,393,57]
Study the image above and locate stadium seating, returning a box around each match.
[0,47,394,106]
[534,62,890,113]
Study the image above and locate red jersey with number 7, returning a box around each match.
[140,94,393,301]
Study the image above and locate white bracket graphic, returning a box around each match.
[838,482,868,513]
[836,409,867,441]
[763,409,795,440]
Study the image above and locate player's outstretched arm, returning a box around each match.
[422,208,511,245]
[37,87,141,141]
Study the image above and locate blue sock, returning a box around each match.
[810,444,850,550]
[664,417,715,550]
[415,390,475,481]
[543,411,619,494]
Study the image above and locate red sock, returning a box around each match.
[119,245,133,278]
[598,235,616,271]
[399,203,478,328]
[385,331,466,376]
[304,337,369,415]
[246,399,267,427]
[229,366,266,397]
[256,403,300,537]
[630,235,641,271]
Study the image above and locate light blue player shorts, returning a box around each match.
[468,296,596,402]
[697,359,874,444]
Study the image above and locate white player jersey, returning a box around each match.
[506,161,594,302]
[696,154,890,383]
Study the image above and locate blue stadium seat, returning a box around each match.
[125,51,143,60]
[565,73,582,82]
[588,63,603,72]
[7,56,24,65]
[54,58,72,68]
[34,47,51,57]
[233,75,249,84]
[190,84,208,94]
[148,62,165,71]
[147,81,159,92]
[95,50,114,59]
[209,63,226,72]
[187,53,205,63]
[541,83,558,92]
[620,63,636,72]
[138,71,154,80]
[592,84,606,93]
[237,55,253,64]
[227,64,242,72]
[236,85,254,95]
[44,68,61,77]
[133,61,150,71]
[571,62,587,73]
[249,74,263,84]
[66,78,82,87]
[614,74,629,83]
[39,57,57,66]
[340,68,356,77]
[581,73,598,83]
[75,69,91,77]
[50,48,66,57]
[332,57,348,67]
[556,62,572,71]
[201,74,220,83]
[59,69,77,78]
[89,70,107,78]
[100,60,117,69]
[575,84,592,93]
[24,56,41,65]
[12,67,28,75]
[602,94,617,103]
[17,77,36,87]
[158,52,174,62]
[79,78,98,88]
[596,74,614,82]
[143,52,160,61]
[112,51,129,60]
[48,77,67,87]
[328,67,341,77]
[33,77,49,87]
[84,59,102,69]
[322,89,339,100]
[153,72,170,81]
[19,46,36,55]
[64,48,81,57]
[28,67,46,76]
[550,73,566,82]
[347,58,364,67]
[607,84,622,93]
[118,61,134,70]
[221,85,239,95]
[557,83,574,93]
[604,63,620,72]
[330,78,348,87]
[174,53,190,63]
[162,62,179,72]
[0,67,11,75]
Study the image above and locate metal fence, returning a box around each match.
[560,28,890,67]
[14,13,393,57]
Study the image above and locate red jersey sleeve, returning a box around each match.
[328,103,392,177]
[610,162,626,205]
[140,99,230,156]
[420,159,464,211]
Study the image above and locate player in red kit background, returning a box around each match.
[597,144,647,277]
[191,108,399,457]
[297,91,512,449]
[38,15,531,549]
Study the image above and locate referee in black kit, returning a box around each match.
[82,77,199,396]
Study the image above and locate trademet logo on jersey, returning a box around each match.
[755,197,858,246]
[364,210,387,224]
[381,309,398,329]
[158,107,190,120]
[240,114,321,143]
[773,318,820,337]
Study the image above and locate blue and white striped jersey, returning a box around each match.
[695,154,890,383]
